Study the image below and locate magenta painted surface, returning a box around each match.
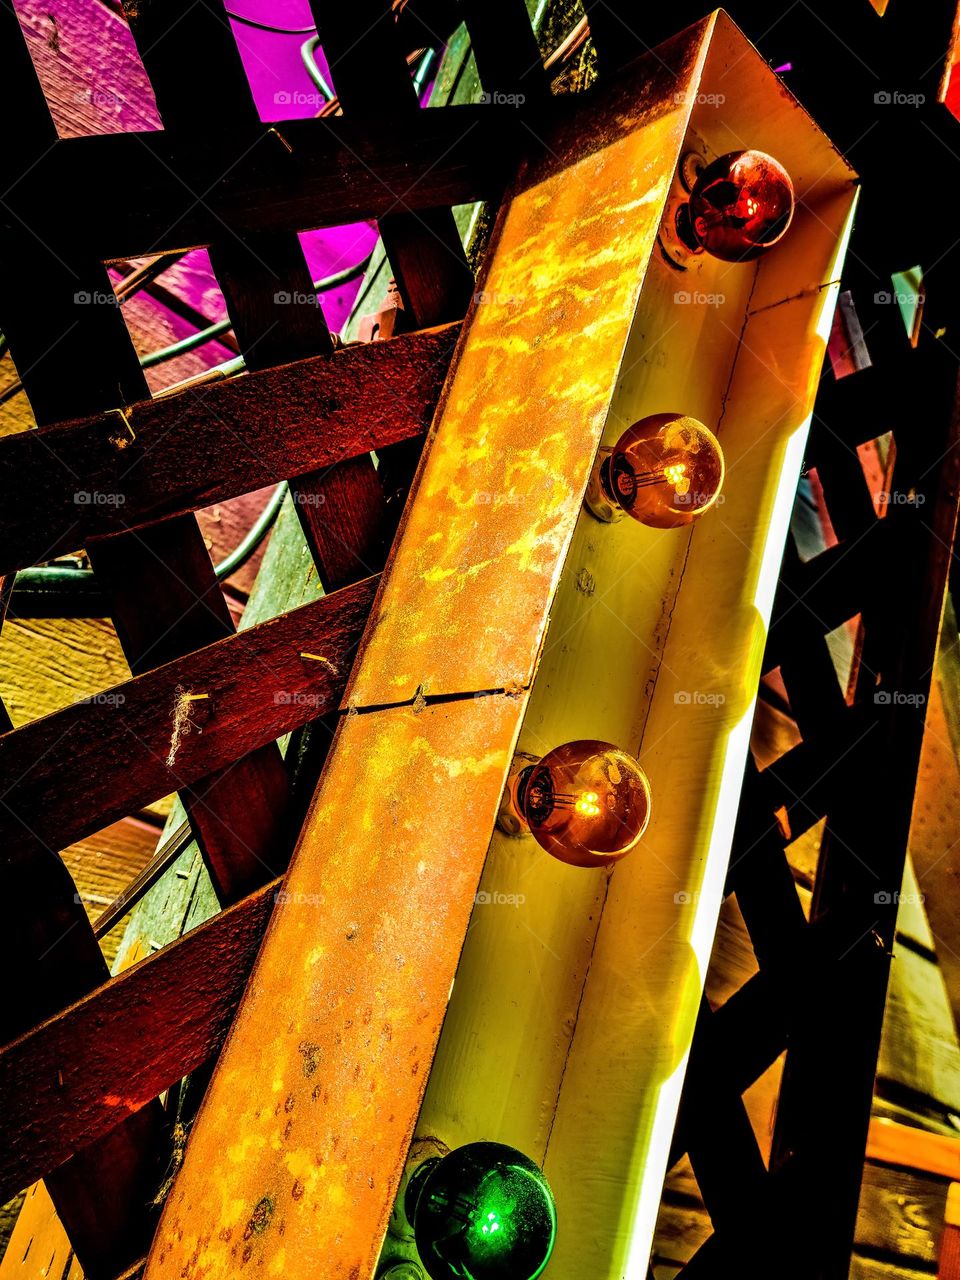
[16,0,378,354]
[227,0,333,121]
[226,1,380,334]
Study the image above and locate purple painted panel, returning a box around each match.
[227,2,378,332]
[15,0,379,350]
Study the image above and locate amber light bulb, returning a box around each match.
[586,413,724,529]
[504,740,651,868]
[678,149,795,261]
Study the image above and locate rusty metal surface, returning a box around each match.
[145,695,522,1280]
[345,22,710,707]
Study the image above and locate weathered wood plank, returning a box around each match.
[313,0,474,328]
[62,816,164,969]
[0,880,276,1201]
[0,16,248,1269]
[460,0,548,100]
[855,1164,946,1269]
[0,576,377,868]
[8,109,519,263]
[119,0,394,613]
[0,325,458,578]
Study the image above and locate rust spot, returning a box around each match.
[291,1179,304,1201]
[298,1040,322,1077]
[311,1084,322,1102]
[411,1061,420,1076]
[283,1118,293,1141]
[241,1244,253,1264]
[218,1228,232,1243]
[243,1197,274,1241]
[284,1094,296,1113]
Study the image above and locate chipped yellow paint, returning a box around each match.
[146,698,522,1280]
[345,26,711,707]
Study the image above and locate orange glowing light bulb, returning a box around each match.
[504,740,651,868]
[678,149,795,261]
[586,413,724,529]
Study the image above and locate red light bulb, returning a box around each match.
[680,149,794,261]
[504,740,651,868]
[586,413,724,529]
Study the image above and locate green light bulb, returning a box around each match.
[406,1142,557,1280]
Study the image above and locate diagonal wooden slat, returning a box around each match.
[0,879,277,1203]
[460,0,548,101]
[580,0,647,71]
[8,108,519,262]
[118,0,390,592]
[0,324,458,578]
[762,523,890,674]
[313,0,475,329]
[0,576,377,871]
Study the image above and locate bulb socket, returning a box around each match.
[674,202,703,254]
[584,447,624,524]
[496,753,539,836]
[404,1157,442,1227]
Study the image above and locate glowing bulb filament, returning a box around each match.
[621,462,688,493]
[552,790,602,818]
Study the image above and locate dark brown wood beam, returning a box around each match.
[0,576,377,869]
[0,879,276,1202]
[460,0,548,101]
[123,0,406,595]
[312,0,474,328]
[762,522,890,674]
[5,108,519,263]
[0,324,458,578]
